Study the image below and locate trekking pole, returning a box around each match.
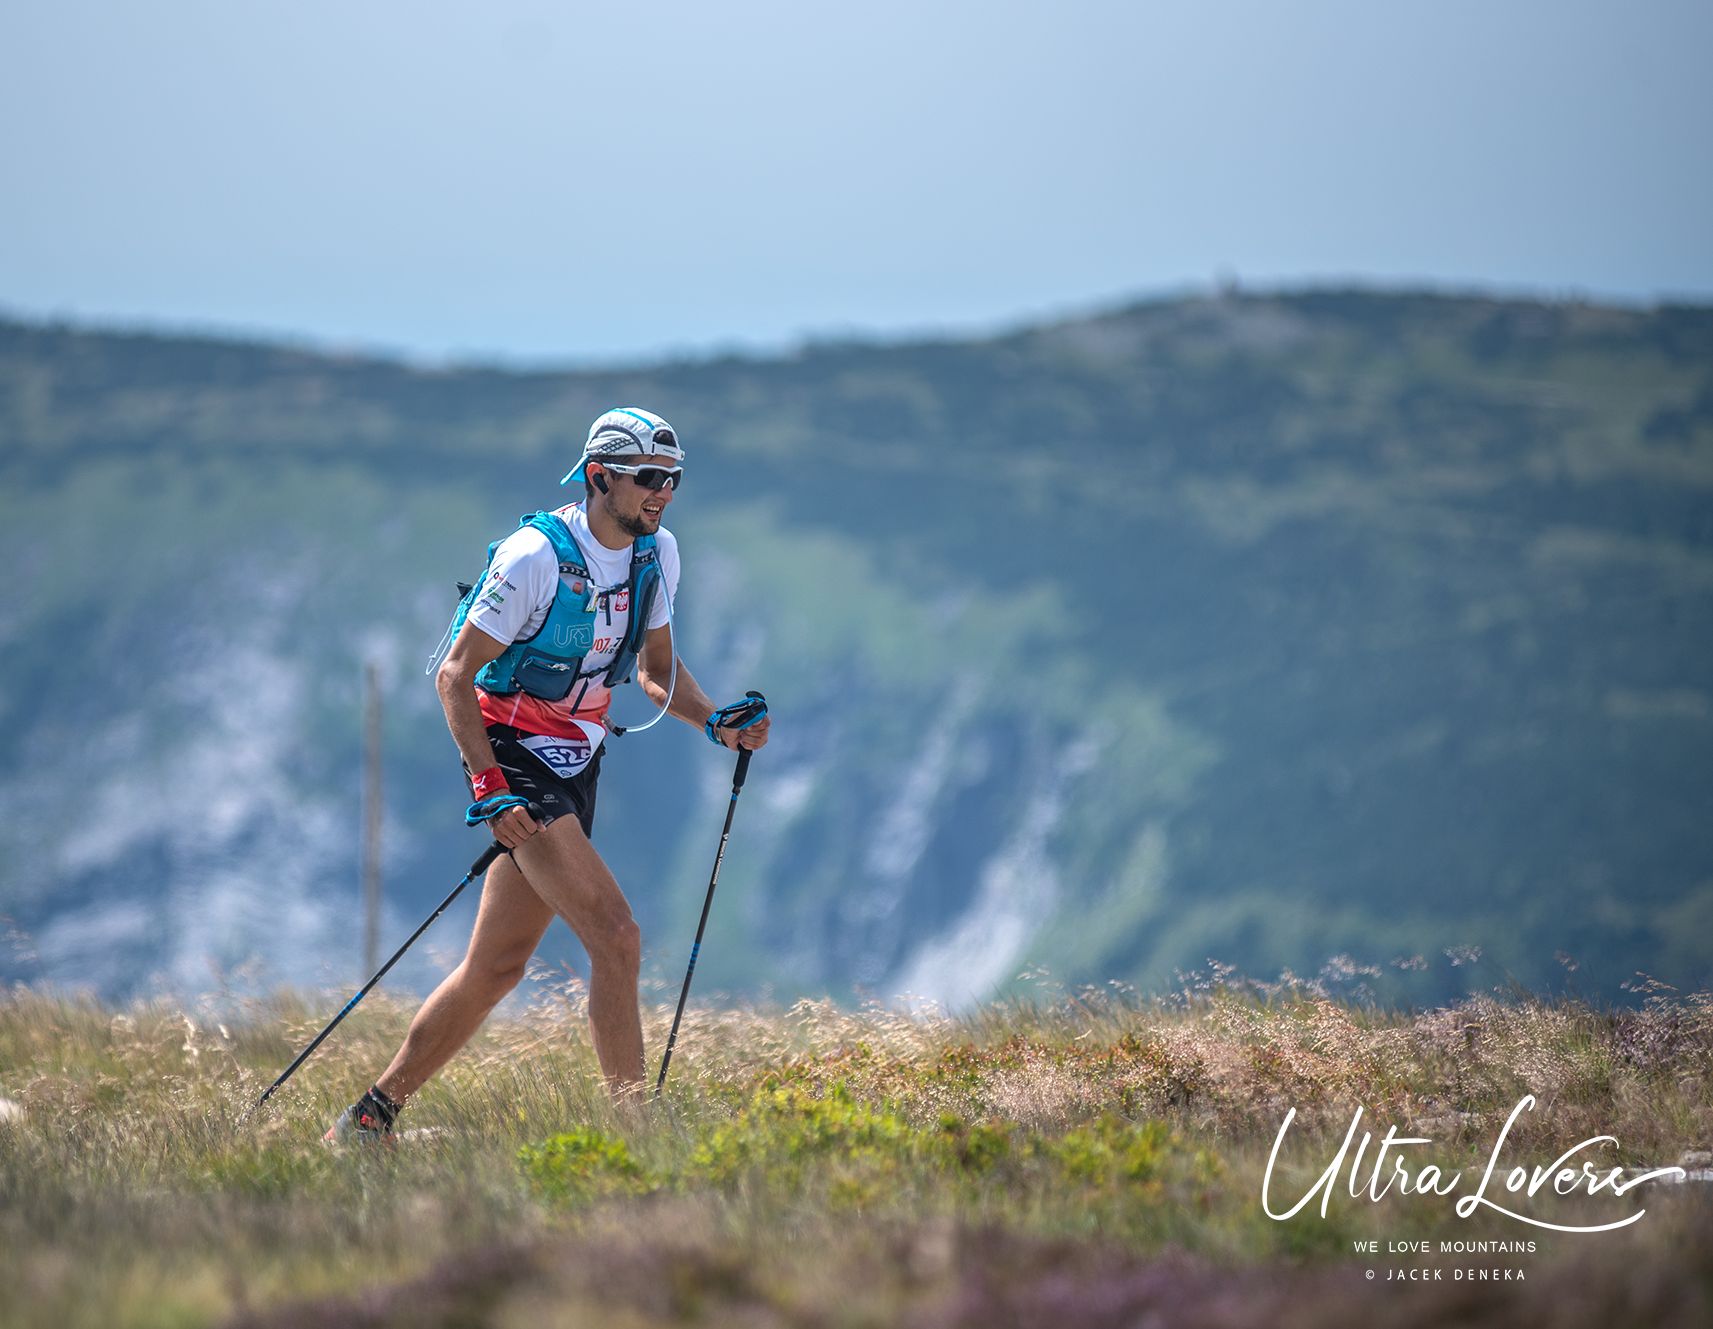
[252,835,515,1112]
[656,691,767,1097]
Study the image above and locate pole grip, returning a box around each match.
[729,690,765,791]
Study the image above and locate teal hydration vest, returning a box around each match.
[451,511,662,703]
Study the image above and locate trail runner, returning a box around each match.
[326,407,770,1143]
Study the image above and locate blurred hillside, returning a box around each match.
[0,289,1709,1006]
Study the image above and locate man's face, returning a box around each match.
[591,453,677,538]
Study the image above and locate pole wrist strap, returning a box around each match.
[705,691,769,745]
[465,793,529,827]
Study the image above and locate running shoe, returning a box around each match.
[322,1086,400,1146]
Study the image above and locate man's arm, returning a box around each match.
[436,619,539,844]
[637,622,769,750]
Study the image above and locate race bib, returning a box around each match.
[518,722,605,780]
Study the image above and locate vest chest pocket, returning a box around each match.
[511,653,579,701]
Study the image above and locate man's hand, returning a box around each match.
[714,712,770,751]
[488,803,541,850]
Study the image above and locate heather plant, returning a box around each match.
[1,973,1710,1327]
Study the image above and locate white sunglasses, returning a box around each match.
[598,461,684,491]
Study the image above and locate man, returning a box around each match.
[327,407,769,1143]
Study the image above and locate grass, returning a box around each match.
[1,972,1711,1327]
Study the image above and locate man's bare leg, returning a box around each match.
[372,815,642,1103]
[375,852,553,1102]
[506,814,645,1092]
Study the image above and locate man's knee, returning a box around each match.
[463,952,531,1002]
[585,911,641,971]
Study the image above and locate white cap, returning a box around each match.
[561,407,684,485]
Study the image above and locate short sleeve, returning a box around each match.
[464,527,559,647]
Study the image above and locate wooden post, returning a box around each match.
[362,662,383,977]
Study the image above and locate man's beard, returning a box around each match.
[612,506,656,539]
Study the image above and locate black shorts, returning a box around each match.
[466,723,603,838]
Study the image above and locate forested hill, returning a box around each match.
[1,290,1709,1007]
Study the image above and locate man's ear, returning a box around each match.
[590,467,609,495]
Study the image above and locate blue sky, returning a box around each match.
[2,0,1709,363]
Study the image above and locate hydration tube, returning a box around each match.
[424,614,457,677]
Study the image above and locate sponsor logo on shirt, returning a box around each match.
[480,571,515,611]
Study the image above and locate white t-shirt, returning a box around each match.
[465,502,679,736]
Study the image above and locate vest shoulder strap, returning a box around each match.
[521,511,588,576]
[520,510,659,599]
[629,535,661,632]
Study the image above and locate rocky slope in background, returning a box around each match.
[1,290,1709,1006]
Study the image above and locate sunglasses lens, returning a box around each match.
[602,462,682,490]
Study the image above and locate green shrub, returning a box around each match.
[518,1127,650,1204]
